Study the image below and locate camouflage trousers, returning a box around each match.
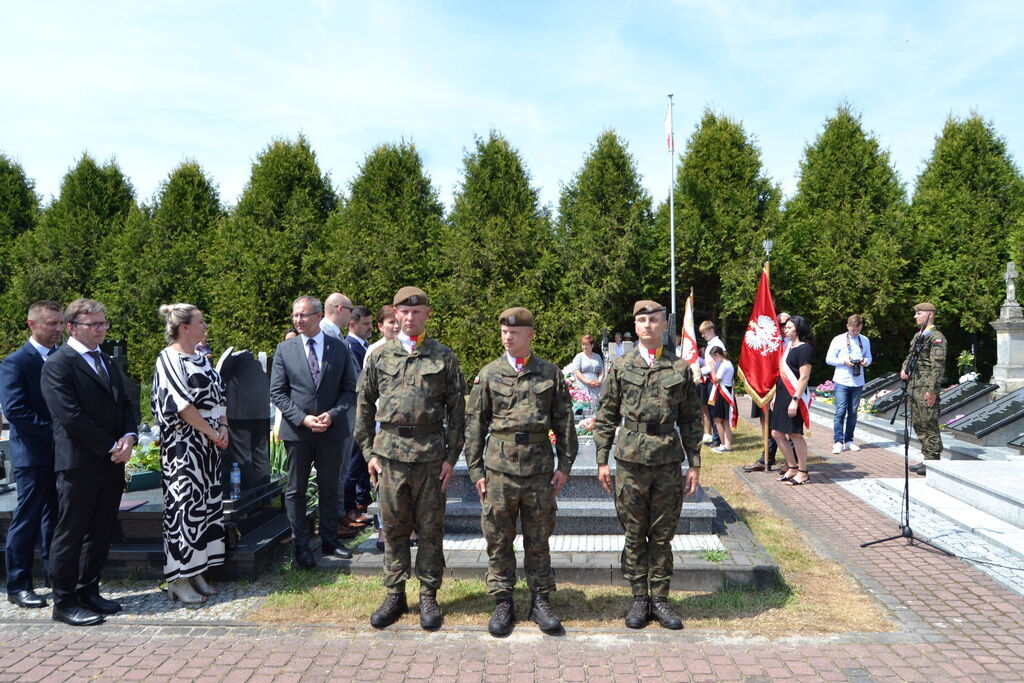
[481,469,557,598]
[614,459,683,597]
[910,390,942,460]
[378,458,446,594]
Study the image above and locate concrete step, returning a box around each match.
[874,476,1024,563]
[809,401,1024,462]
[349,487,778,591]
[926,460,1024,528]
[369,486,715,536]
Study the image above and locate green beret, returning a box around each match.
[394,286,429,307]
[498,307,534,327]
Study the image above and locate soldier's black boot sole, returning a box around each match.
[370,591,408,629]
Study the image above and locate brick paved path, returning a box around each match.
[2,400,1022,681]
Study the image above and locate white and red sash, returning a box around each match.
[707,381,738,428]
[779,345,812,431]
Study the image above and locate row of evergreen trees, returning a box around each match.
[1,105,1022,384]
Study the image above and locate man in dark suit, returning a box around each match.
[40,299,137,626]
[270,295,358,568]
[0,300,63,609]
[339,305,374,536]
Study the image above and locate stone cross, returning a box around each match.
[1005,261,1019,306]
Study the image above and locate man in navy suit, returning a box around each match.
[41,299,137,626]
[339,305,374,536]
[0,300,63,609]
[270,295,358,568]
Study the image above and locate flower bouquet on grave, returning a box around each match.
[813,380,835,403]
[125,435,162,491]
[577,417,596,436]
[864,389,892,415]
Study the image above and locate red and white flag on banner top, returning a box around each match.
[679,289,700,382]
[737,262,783,407]
[664,105,674,152]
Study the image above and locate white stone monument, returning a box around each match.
[990,261,1024,398]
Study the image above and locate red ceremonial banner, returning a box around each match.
[737,262,783,407]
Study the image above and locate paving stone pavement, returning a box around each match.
[2,396,1023,681]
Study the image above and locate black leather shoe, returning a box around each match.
[295,548,316,569]
[742,461,767,473]
[52,605,105,627]
[370,591,408,628]
[323,544,353,560]
[909,463,927,475]
[528,593,562,633]
[419,592,443,630]
[624,595,650,629]
[79,593,122,615]
[651,596,683,629]
[488,598,515,637]
[8,590,47,609]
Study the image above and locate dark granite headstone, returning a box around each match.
[218,349,271,490]
[861,372,899,398]
[949,388,1024,445]
[871,387,908,416]
[938,381,996,417]
[103,342,141,426]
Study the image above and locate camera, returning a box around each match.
[850,358,863,376]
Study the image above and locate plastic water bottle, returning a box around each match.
[230,463,241,500]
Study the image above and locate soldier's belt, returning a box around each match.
[380,422,444,437]
[622,419,677,435]
[490,430,549,445]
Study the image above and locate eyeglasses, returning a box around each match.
[292,312,321,320]
[72,320,110,330]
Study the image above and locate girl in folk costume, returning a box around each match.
[770,315,814,485]
[707,346,737,452]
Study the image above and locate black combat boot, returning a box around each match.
[528,593,562,633]
[370,590,407,628]
[651,596,683,630]
[488,597,515,637]
[419,591,443,630]
[624,595,651,629]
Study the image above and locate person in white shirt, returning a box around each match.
[825,314,872,454]
[698,321,725,446]
[707,347,735,452]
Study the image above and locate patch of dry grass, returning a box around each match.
[252,422,895,635]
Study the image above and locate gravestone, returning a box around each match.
[991,261,1024,399]
[949,387,1024,446]
[938,381,997,418]
[103,341,142,425]
[861,372,899,398]
[871,387,908,417]
[217,348,271,490]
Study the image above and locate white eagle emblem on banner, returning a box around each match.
[744,315,780,356]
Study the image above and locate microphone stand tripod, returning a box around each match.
[860,331,951,555]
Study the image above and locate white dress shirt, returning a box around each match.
[826,332,872,387]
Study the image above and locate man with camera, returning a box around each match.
[825,314,873,454]
[900,303,946,475]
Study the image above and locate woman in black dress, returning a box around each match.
[771,315,814,485]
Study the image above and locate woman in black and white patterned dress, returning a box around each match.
[152,304,228,605]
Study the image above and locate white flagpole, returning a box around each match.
[667,94,676,319]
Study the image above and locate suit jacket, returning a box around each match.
[0,341,54,469]
[270,334,357,442]
[346,335,368,372]
[40,344,136,472]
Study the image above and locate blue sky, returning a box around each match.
[3,1,1022,211]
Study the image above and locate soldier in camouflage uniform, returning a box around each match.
[900,302,946,475]
[355,286,466,630]
[465,307,578,636]
[594,300,703,630]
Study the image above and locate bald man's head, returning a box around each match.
[324,292,353,328]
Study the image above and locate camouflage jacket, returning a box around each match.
[355,337,466,465]
[593,346,702,468]
[901,326,946,395]
[464,354,577,482]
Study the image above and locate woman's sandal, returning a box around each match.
[778,468,795,482]
[788,469,811,486]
